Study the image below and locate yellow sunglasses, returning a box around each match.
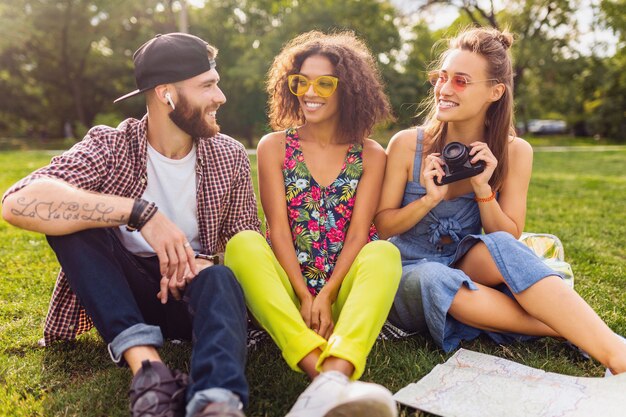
[287,74,339,98]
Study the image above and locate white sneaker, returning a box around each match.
[324,381,397,417]
[286,371,349,417]
[286,371,397,417]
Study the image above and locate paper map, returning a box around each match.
[394,349,625,417]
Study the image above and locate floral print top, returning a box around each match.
[267,128,377,295]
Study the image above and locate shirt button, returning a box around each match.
[68,324,75,330]
[140,177,146,184]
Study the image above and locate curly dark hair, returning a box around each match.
[266,30,393,144]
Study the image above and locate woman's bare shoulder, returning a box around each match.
[258,130,287,152]
[257,131,289,164]
[362,138,384,153]
[386,128,421,156]
[508,136,533,160]
[361,138,386,167]
[258,130,286,146]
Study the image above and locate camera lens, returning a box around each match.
[447,147,462,158]
[442,142,468,167]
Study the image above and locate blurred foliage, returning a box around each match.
[0,0,623,142]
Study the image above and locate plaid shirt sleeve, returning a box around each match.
[2,123,132,344]
[2,131,112,202]
[217,145,261,251]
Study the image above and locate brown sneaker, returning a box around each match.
[129,360,189,417]
[194,402,246,417]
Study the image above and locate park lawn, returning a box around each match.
[0,147,624,417]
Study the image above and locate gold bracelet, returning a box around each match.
[474,190,496,203]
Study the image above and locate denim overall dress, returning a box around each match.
[387,129,562,352]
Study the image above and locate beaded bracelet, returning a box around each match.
[474,190,496,203]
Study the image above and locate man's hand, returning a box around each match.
[156,258,214,304]
[140,211,198,284]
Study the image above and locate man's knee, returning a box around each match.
[186,265,248,328]
[46,227,108,247]
[191,265,244,300]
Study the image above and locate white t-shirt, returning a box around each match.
[117,142,200,256]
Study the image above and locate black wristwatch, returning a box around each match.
[195,253,219,264]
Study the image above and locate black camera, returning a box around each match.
[434,142,485,186]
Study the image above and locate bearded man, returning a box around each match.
[2,33,259,417]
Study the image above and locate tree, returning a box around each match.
[0,0,184,138]
[387,21,441,127]
[3,0,619,141]
[412,1,580,130]
[190,0,403,146]
[582,0,626,139]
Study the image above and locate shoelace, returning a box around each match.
[130,371,189,415]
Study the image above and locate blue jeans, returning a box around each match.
[46,228,249,414]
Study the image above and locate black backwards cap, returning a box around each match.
[114,32,216,103]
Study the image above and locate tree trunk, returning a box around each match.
[71,80,88,128]
[244,125,255,150]
[178,0,189,33]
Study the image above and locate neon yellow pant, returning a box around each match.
[224,230,401,379]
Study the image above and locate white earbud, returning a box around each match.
[165,92,175,110]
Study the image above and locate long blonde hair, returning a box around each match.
[423,27,515,191]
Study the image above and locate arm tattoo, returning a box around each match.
[10,197,127,224]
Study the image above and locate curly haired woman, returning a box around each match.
[225,31,401,417]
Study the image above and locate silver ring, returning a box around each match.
[183,242,191,248]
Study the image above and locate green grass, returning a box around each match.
[524,135,624,147]
[369,126,625,149]
[0,146,625,416]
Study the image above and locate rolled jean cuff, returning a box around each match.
[316,335,364,380]
[107,323,163,366]
[283,329,327,373]
[186,388,242,417]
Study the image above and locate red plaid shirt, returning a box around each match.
[2,115,260,344]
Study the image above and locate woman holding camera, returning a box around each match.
[375,27,626,374]
[225,31,401,416]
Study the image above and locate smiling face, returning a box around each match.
[169,68,226,138]
[296,55,340,126]
[434,49,500,124]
